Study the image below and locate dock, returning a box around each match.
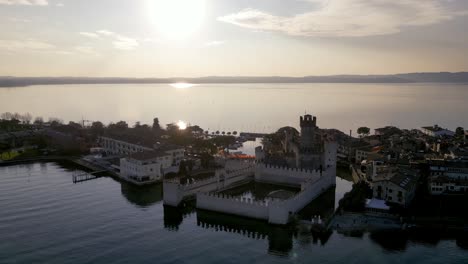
[72,170,107,183]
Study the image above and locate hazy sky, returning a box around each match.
[1,0,468,77]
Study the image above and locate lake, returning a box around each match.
[0,163,467,264]
[0,83,467,133]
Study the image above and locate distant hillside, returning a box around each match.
[1,72,467,87]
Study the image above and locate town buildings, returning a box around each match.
[100,135,184,184]
[164,114,338,225]
[120,148,184,183]
[420,125,455,137]
[100,135,154,155]
[427,159,468,195]
[367,163,419,208]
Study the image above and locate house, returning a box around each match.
[120,146,185,184]
[370,166,419,207]
[420,125,455,137]
[355,145,383,164]
[100,135,154,155]
[427,159,468,195]
[355,146,373,164]
[374,126,401,136]
[447,147,468,160]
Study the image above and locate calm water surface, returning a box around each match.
[0,83,467,133]
[0,163,467,264]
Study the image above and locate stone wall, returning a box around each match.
[163,160,255,206]
[197,193,269,220]
[197,169,335,225]
[255,163,322,186]
[268,173,334,224]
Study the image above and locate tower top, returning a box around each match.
[300,114,317,127]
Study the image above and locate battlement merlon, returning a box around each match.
[300,114,317,127]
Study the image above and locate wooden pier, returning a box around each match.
[72,170,107,183]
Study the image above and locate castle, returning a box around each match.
[256,114,337,177]
[165,114,337,225]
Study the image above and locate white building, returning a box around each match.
[100,136,153,155]
[120,147,185,184]
[371,166,419,207]
[428,160,468,195]
[420,125,455,137]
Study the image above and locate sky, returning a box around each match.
[1,0,468,77]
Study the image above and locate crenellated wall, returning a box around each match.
[197,169,336,225]
[255,163,322,186]
[163,160,255,206]
[197,193,270,220]
[268,175,334,224]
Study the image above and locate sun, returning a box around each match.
[147,0,206,39]
[177,120,187,130]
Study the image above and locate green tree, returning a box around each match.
[357,127,370,138]
[455,127,465,139]
[178,160,187,176]
[152,118,160,131]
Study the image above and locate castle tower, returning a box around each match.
[300,114,317,151]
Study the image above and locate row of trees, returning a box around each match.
[0,112,65,126]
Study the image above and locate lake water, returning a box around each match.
[0,163,467,264]
[0,83,467,133]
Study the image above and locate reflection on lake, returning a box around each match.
[1,83,467,133]
[0,162,467,263]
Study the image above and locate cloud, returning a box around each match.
[0,0,48,5]
[204,40,225,47]
[74,46,99,55]
[112,36,139,50]
[79,30,139,50]
[96,30,115,36]
[79,32,100,39]
[218,0,467,37]
[0,39,55,51]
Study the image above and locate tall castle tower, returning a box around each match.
[300,114,317,151]
[298,114,322,170]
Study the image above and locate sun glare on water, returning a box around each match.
[147,0,206,39]
[170,83,197,89]
[177,120,187,130]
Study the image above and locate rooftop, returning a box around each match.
[373,166,418,190]
[101,133,156,148]
[421,125,452,133]
[127,150,170,161]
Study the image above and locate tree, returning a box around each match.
[456,127,465,139]
[0,112,13,120]
[178,160,187,176]
[187,160,194,172]
[227,132,231,135]
[22,113,32,124]
[152,117,160,131]
[108,121,128,130]
[215,131,220,135]
[166,123,179,134]
[34,117,44,125]
[68,121,83,129]
[357,127,370,138]
[233,131,238,136]
[49,117,63,126]
[90,121,104,136]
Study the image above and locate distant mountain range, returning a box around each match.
[1,72,468,87]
